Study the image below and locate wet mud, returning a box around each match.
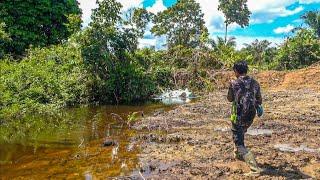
[132,88,320,179]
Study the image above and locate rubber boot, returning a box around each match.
[233,149,244,161]
[234,145,247,161]
[243,151,264,173]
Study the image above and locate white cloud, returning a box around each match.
[196,0,225,33]
[146,0,167,14]
[274,24,295,34]
[299,0,320,4]
[247,0,304,24]
[138,36,166,50]
[139,38,157,49]
[250,6,304,24]
[120,0,143,12]
[195,0,304,34]
[78,0,98,27]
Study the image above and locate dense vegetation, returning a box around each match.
[0,0,319,141]
[0,0,81,57]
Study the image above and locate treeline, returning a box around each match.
[0,0,320,127]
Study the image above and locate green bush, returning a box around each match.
[90,58,156,104]
[0,44,90,121]
[274,29,320,70]
[152,66,174,89]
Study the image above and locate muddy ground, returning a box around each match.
[1,67,319,179]
[130,68,320,179]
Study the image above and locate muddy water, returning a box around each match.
[0,103,174,179]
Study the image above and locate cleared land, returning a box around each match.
[133,65,320,179]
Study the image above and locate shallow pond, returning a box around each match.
[0,103,174,179]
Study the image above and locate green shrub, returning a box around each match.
[0,44,90,121]
[274,29,320,70]
[152,66,174,89]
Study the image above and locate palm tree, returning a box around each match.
[302,11,320,37]
[210,36,236,51]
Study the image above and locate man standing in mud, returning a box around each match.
[227,61,263,172]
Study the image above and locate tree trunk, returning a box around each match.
[225,22,228,44]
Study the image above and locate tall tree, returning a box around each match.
[151,0,208,49]
[127,8,153,38]
[78,0,153,104]
[243,39,274,65]
[211,36,236,51]
[0,0,82,56]
[302,11,320,38]
[218,0,251,43]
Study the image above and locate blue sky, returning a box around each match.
[78,0,320,49]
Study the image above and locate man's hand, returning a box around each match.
[257,105,264,117]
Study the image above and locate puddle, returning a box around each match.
[214,127,230,132]
[247,128,273,136]
[0,103,175,179]
[214,127,273,136]
[274,144,320,153]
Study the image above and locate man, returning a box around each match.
[227,61,263,172]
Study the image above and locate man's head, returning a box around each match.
[233,61,248,78]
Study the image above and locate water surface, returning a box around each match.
[0,103,173,179]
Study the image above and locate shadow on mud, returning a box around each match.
[260,163,311,179]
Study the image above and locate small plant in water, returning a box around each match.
[127,111,144,127]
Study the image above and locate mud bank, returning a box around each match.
[131,87,320,179]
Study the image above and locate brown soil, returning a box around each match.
[131,65,320,179]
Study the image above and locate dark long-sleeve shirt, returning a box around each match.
[227,76,262,106]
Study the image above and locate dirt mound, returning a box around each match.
[211,65,320,91]
[253,71,286,90]
[273,66,320,91]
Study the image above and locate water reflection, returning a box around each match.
[0,103,173,179]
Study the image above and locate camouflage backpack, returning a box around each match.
[235,77,256,118]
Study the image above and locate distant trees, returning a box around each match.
[270,10,320,70]
[211,36,236,51]
[275,29,320,70]
[151,0,208,49]
[218,0,251,43]
[302,11,320,38]
[0,0,82,56]
[243,39,276,65]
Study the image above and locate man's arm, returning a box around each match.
[227,83,234,102]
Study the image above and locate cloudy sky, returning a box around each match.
[78,0,320,49]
